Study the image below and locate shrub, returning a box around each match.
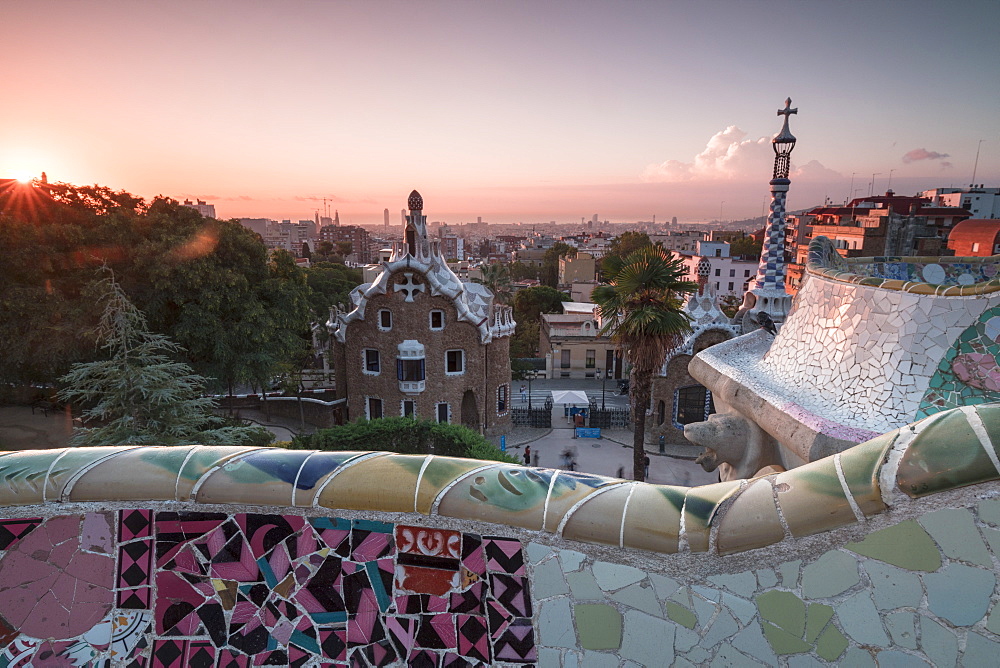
[290,417,518,463]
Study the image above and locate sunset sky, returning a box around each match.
[2,0,998,225]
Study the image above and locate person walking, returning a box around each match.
[520,385,527,403]
[523,446,531,466]
[643,455,650,479]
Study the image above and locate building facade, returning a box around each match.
[540,312,622,380]
[181,199,216,218]
[328,191,514,435]
[320,224,372,263]
[678,241,758,297]
[921,186,1000,219]
[558,252,596,285]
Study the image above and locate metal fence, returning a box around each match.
[511,406,552,428]
[588,404,631,429]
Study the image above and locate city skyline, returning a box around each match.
[2,0,998,225]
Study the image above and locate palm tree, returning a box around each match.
[593,246,696,481]
[474,262,513,304]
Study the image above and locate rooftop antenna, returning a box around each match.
[972,139,985,185]
[887,169,895,191]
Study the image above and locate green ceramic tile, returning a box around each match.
[592,561,645,592]
[697,608,735,650]
[884,611,917,649]
[757,590,806,637]
[533,558,569,599]
[815,624,849,662]
[761,621,811,655]
[574,604,623,650]
[897,409,999,497]
[683,479,742,552]
[805,603,834,643]
[610,583,662,616]
[864,561,922,610]
[987,605,1000,634]
[715,479,786,555]
[976,403,1000,450]
[982,498,1000,525]
[567,570,604,600]
[708,571,757,598]
[538,598,576,648]
[44,447,137,501]
[839,432,894,516]
[963,632,1000,667]
[918,508,992,567]
[924,563,995,626]
[665,601,697,629]
[920,615,958,666]
[801,550,859,598]
[731,620,779,666]
[837,592,889,647]
[845,520,942,572]
[774,456,857,538]
[778,560,801,587]
[0,449,66,505]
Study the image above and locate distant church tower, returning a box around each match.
[736,98,797,333]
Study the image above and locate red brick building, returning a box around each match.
[327,191,514,435]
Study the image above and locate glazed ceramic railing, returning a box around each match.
[807,236,1000,296]
[1,403,998,557]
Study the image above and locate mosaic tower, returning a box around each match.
[736,98,797,332]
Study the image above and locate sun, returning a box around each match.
[6,169,35,184]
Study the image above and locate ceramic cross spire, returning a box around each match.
[733,99,798,334]
[753,98,798,291]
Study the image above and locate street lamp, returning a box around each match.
[527,369,536,409]
[597,368,606,410]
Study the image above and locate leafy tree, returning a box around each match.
[474,262,512,304]
[1,184,313,395]
[315,240,335,262]
[510,320,540,358]
[511,286,567,358]
[540,242,576,287]
[607,231,652,260]
[305,262,364,322]
[508,261,539,282]
[57,269,271,447]
[593,246,696,481]
[512,286,568,323]
[127,202,313,395]
[336,241,353,258]
[600,231,653,281]
[301,241,311,260]
[729,235,763,260]
[287,417,517,463]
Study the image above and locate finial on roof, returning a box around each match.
[408,190,423,211]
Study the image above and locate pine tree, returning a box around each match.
[58,268,271,447]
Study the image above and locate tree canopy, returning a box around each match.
[510,286,568,358]
[593,246,695,481]
[473,262,512,304]
[56,269,271,447]
[288,417,518,463]
[0,182,314,393]
[540,242,576,287]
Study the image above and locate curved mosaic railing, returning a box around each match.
[2,403,999,557]
[806,235,1000,296]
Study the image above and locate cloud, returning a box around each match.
[902,148,950,164]
[791,160,843,181]
[643,126,792,183]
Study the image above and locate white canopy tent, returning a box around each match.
[550,390,590,405]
